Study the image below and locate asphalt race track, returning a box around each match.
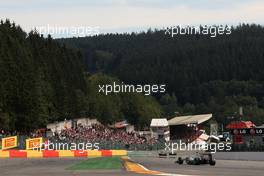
[132,156,264,176]
[0,157,264,176]
[0,158,142,176]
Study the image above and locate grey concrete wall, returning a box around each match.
[129,151,264,161]
[215,152,264,161]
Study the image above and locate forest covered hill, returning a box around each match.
[0,20,161,131]
[1,20,264,131]
[59,24,264,126]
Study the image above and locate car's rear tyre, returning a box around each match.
[177,157,184,164]
[209,160,216,166]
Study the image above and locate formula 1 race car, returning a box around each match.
[175,152,216,166]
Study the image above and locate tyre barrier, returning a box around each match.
[0,150,127,158]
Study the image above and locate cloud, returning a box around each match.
[1,0,261,10]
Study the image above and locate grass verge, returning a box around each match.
[67,157,123,170]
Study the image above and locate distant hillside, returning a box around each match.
[59,24,264,125]
[1,20,263,131]
[0,20,162,131]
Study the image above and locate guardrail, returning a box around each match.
[0,150,127,158]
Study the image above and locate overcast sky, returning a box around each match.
[1,0,263,37]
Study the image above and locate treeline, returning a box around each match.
[0,20,87,131]
[0,20,161,131]
[59,24,264,126]
[84,74,161,128]
[1,20,264,131]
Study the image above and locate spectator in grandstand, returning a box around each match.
[56,124,155,145]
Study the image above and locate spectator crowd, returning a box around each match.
[0,124,158,150]
[55,124,155,145]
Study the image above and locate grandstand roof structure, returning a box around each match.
[150,118,169,127]
[168,114,212,126]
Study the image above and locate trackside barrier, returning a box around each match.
[0,150,127,158]
[0,150,9,158]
